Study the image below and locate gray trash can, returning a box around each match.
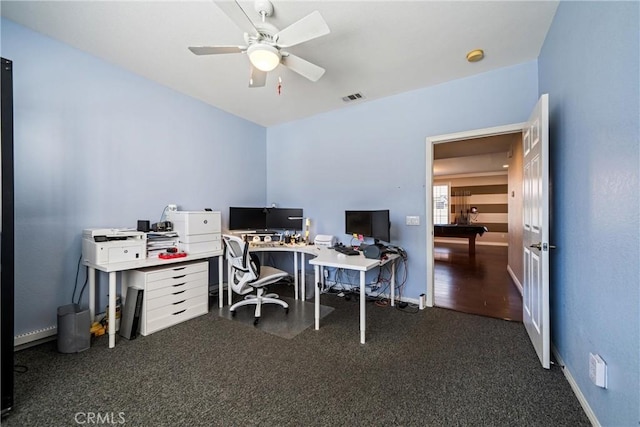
[57,304,90,353]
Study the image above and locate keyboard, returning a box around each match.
[333,245,359,256]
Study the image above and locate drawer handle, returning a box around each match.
[172,300,186,305]
[172,290,186,295]
[172,275,186,279]
[172,309,186,315]
[173,267,186,271]
[172,282,186,288]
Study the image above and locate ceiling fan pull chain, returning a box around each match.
[277,76,282,95]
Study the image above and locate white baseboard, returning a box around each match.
[434,238,507,247]
[14,326,57,350]
[507,265,523,295]
[552,345,600,427]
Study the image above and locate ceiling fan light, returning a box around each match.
[248,44,281,72]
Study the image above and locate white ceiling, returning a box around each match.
[1,0,559,128]
[433,133,520,176]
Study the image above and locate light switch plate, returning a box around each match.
[406,216,420,226]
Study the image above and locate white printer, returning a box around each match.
[314,234,337,247]
[167,210,222,254]
[82,229,147,265]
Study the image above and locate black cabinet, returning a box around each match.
[1,57,15,416]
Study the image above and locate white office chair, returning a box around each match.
[223,234,289,325]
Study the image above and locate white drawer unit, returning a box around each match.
[125,261,209,336]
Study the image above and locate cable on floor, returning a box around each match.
[14,364,28,374]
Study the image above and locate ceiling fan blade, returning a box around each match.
[188,46,245,55]
[248,65,267,88]
[214,0,258,36]
[274,11,330,48]
[281,53,325,82]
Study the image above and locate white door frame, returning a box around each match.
[424,123,525,307]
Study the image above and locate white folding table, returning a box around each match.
[309,247,398,344]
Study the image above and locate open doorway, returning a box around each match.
[425,124,525,321]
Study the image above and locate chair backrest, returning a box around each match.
[223,234,260,294]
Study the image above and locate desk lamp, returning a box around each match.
[287,216,310,243]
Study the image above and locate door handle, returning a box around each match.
[529,242,557,251]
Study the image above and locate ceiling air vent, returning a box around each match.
[342,92,365,103]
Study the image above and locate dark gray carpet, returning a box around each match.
[2,284,590,427]
[217,296,334,339]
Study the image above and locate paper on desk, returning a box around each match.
[147,232,179,238]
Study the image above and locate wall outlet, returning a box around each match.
[589,353,607,388]
[406,215,420,226]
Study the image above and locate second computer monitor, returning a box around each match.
[267,208,303,231]
[345,209,390,244]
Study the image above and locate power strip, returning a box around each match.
[322,280,381,294]
[320,280,421,308]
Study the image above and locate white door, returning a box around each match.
[522,94,551,369]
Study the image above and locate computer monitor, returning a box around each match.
[345,209,391,244]
[228,207,267,231]
[370,210,391,243]
[267,208,304,231]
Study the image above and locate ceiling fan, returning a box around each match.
[189,0,330,88]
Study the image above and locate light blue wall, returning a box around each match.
[5,5,638,423]
[538,2,639,426]
[267,61,539,297]
[1,18,267,336]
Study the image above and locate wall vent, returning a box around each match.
[341,92,365,102]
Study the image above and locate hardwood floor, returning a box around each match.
[434,241,523,321]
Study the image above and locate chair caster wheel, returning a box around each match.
[285,307,289,314]
[254,317,260,326]
[231,311,237,317]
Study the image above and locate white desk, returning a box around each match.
[227,243,318,305]
[84,250,224,348]
[309,247,398,344]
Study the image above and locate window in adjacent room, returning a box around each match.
[433,184,449,225]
